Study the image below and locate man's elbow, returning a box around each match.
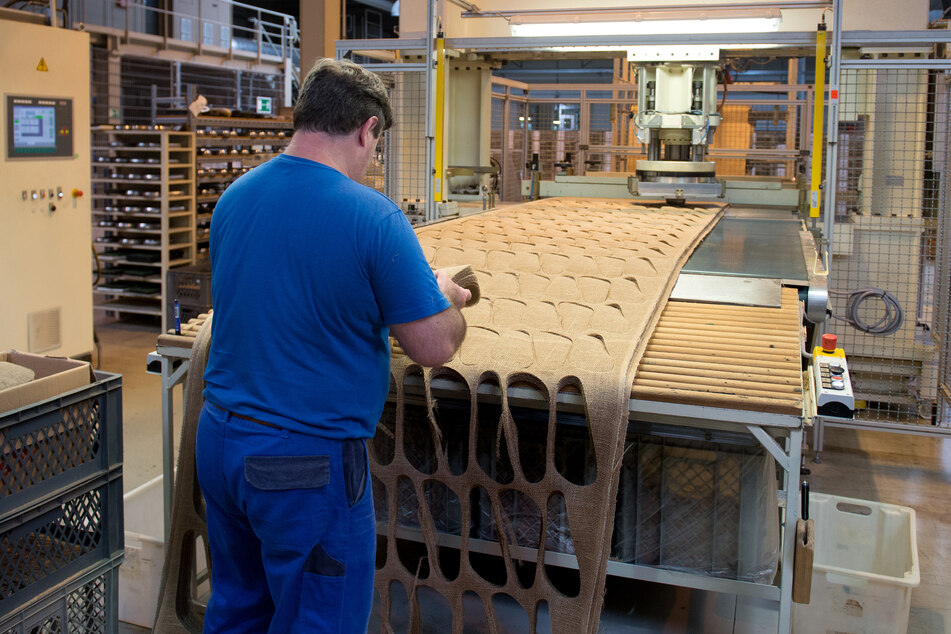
[405,313,466,367]
[391,307,467,367]
[409,341,456,368]
[417,325,466,367]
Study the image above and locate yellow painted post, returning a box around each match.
[434,36,445,203]
[810,24,827,218]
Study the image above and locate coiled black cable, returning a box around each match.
[829,288,904,335]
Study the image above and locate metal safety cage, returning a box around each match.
[490,82,529,203]
[521,87,584,182]
[490,82,640,184]
[823,58,949,427]
[935,73,951,426]
[579,87,639,177]
[335,34,437,224]
[488,78,809,190]
[710,82,810,181]
[369,67,431,224]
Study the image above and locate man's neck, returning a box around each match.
[284,130,359,180]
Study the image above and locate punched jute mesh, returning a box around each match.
[374,197,725,632]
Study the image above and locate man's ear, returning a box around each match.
[359,116,379,147]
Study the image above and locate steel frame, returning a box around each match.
[400,372,807,633]
[149,345,808,632]
[146,347,191,546]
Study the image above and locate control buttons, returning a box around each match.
[39,190,46,199]
[31,190,38,200]
[48,203,56,213]
[56,187,63,200]
[818,356,849,392]
[21,191,28,201]
[47,189,54,199]
[72,189,84,198]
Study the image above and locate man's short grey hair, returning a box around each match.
[294,58,393,137]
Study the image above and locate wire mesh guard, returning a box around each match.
[371,384,779,610]
[0,402,101,501]
[490,92,528,203]
[708,101,802,180]
[0,567,113,634]
[362,70,429,223]
[936,75,951,426]
[611,436,777,583]
[829,67,944,424]
[584,93,640,175]
[488,82,803,200]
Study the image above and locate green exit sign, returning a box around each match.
[255,96,272,115]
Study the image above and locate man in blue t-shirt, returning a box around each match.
[196,58,470,633]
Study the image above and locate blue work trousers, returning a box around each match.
[195,401,375,633]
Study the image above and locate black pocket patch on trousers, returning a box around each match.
[244,455,330,491]
[342,439,367,507]
[304,542,346,577]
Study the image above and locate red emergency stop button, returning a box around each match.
[821,333,837,352]
[72,189,84,198]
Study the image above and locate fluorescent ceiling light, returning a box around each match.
[511,16,781,37]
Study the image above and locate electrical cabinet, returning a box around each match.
[1,20,92,358]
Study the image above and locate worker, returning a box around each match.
[195,58,470,632]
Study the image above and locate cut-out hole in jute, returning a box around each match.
[373,198,725,633]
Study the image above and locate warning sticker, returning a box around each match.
[36,58,48,72]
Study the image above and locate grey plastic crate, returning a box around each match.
[0,471,124,618]
[0,557,121,634]
[0,372,122,523]
[167,263,212,308]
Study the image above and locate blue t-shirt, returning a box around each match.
[203,154,449,439]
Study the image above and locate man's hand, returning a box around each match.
[435,268,472,309]
[389,270,469,368]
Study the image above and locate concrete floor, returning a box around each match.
[98,318,951,633]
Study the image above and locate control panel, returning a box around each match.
[17,185,83,214]
[6,95,74,159]
[812,334,854,418]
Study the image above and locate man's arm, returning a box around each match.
[390,269,470,367]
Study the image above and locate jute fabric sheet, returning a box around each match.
[154,315,213,633]
[374,198,725,633]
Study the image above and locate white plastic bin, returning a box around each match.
[119,475,165,628]
[793,493,920,634]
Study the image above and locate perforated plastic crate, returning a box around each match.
[167,263,212,308]
[0,557,120,634]
[0,372,122,523]
[0,471,124,618]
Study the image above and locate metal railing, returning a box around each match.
[4,0,69,26]
[71,0,299,66]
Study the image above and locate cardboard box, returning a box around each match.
[0,350,94,413]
